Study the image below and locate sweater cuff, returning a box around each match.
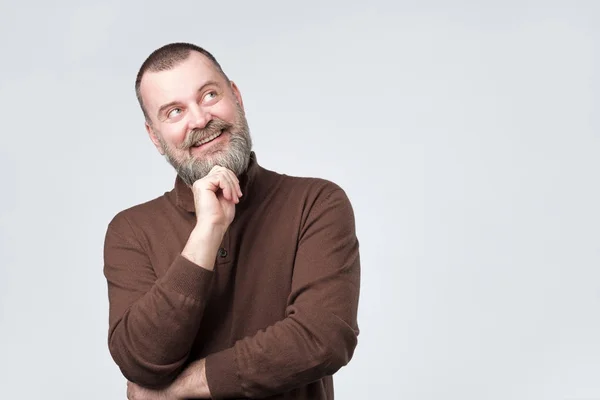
[159,254,214,301]
[205,347,243,399]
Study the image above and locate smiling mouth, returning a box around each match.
[192,129,224,148]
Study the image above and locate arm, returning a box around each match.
[104,167,242,388]
[204,187,361,398]
[104,216,222,388]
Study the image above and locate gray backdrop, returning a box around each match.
[1,0,599,399]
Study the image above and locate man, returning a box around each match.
[103,42,361,399]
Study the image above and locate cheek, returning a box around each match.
[160,125,188,146]
[212,101,238,123]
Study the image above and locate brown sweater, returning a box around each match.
[103,152,360,399]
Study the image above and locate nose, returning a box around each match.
[187,103,212,130]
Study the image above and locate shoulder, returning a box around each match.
[267,172,357,240]
[261,164,346,200]
[105,191,175,237]
[261,167,354,216]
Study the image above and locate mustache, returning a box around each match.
[178,118,233,150]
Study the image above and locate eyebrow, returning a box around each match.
[156,80,220,119]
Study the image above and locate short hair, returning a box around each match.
[135,42,228,121]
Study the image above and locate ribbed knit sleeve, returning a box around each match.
[103,212,214,388]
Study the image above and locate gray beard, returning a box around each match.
[164,131,252,186]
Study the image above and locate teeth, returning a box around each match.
[194,130,222,147]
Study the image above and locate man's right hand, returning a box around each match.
[181,165,242,270]
[193,165,242,233]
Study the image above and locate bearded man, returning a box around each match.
[103,42,361,400]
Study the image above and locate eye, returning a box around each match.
[203,91,218,103]
[167,108,182,118]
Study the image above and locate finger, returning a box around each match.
[225,169,243,198]
[127,381,137,400]
[200,168,232,199]
[213,169,237,203]
[213,174,229,199]
[208,165,222,175]
[216,172,235,202]
[229,173,242,202]
[221,172,239,203]
[225,171,241,202]
[218,169,240,200]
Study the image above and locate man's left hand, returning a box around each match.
[127,381,177,400]
[126,358,211,399]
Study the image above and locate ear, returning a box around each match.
[229,81,244,110]
[146,122,165,155]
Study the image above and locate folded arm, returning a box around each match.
[203,187,361,398]
[104,214,218,388]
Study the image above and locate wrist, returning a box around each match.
[193,223,227,241]
[181,226,225,270]
[172,359,211,398]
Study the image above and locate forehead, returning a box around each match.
[140,52,224,111]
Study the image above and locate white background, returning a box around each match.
[1,1,599,399]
